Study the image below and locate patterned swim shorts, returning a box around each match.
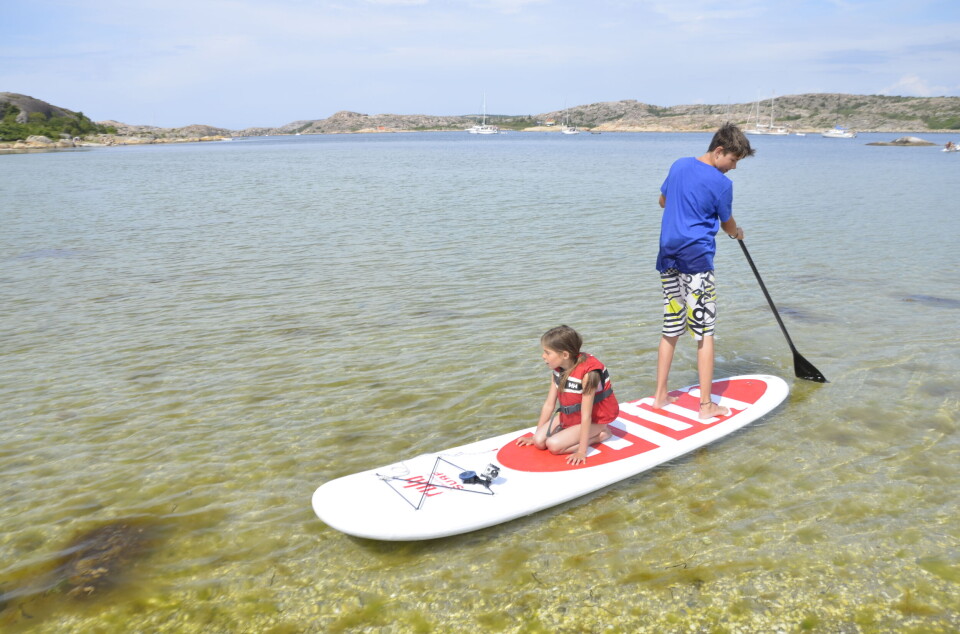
[660,269,717,340]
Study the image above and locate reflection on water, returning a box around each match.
[1,132,958,632]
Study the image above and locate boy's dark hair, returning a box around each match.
[708,123,756,158]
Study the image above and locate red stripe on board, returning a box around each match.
[711,378,767,403]
[620,403,741,441]
[496,423,660,472]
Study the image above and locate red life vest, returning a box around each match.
[554,354,619,427]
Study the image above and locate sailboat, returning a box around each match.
[745,94,789,135]
[467,94,499,135]
[561,104,580,135]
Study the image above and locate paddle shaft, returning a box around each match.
[737,239,798,352]
[736,238,827,382]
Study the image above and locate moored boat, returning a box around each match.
[467,94,500,135]
[822,126,857,138]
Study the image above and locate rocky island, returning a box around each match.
[866,136,939,146]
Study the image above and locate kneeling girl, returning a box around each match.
[516,325,619,465]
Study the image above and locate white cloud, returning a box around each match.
[645,0,765,30]
[881,74,945,97]
[468,0,551,14]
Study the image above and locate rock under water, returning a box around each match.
[867,136,938,146]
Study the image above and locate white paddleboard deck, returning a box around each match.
[313,374,788,541]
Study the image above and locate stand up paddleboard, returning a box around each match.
[312,374,788,541]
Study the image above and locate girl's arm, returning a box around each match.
[516,380,558,446]
[538,379,559,427]
[567,373,599,465]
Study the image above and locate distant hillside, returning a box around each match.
[99,120,233,139]
[255,94,960,135]
[265,110,478,135]
[561,94,960,133]
[1,92,77,121]
[0,92,116,141]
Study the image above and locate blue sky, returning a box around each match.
[2,0,959,129]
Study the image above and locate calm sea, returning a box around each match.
[2,131,958,632]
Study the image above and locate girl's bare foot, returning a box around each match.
[698,401,730,419]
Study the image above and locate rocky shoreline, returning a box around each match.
[0,133,230,152]
[4,90,960,152]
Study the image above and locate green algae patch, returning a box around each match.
[798,613,821,630]
[793,525,826,545]
[477,609,513,630]
[326,594,390,633]
[893,589,941,616]
[917,556,960,583]
[621,562,717,587]
[619,557,776,595]
[494,545,531,578]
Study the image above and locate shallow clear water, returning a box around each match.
[1,131,958,632]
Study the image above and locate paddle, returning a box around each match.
[737,239,828,382]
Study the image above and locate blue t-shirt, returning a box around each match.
[656,156,733,273]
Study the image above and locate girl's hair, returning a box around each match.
[541,324,582,358]
[541,325,600,393]
[708,122,756,159]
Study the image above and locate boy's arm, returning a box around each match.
[721,216,743,240]
[659,194,666,208]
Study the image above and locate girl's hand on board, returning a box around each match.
[566,451,587,466]
[515,435,535,447]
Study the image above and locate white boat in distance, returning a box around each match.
[467,94,499,135]
[942,141,959,152]
[822,126,857,138]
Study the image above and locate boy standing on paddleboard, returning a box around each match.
[653,123,754,419]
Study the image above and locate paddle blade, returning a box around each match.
[793,351,827,383]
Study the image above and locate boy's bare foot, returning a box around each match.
[652,395,678,410]
[698,401,730,419]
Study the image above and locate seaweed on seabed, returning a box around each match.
[0,519,163,629]
[57,521,158,600]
